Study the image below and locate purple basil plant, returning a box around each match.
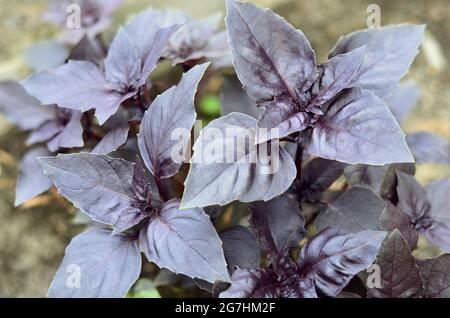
[0,0,450,298]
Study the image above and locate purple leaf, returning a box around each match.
[92,125,129,155]
[21,60,134,125]
[46,111,84,152]
[248,194,305,254]
[381,202,419,250]
[27,120,62,146]
[139,199,230,283]
[378,164,416,203]
[367,230,423,298]
[329,24,425,98]
[307,88,414,165]
[256,100,310,143]
[15,147,53,206]
[396,171,431,223]
[283,277,318,298]
[344,163,415,204]
[219,268,280,298]
[311,46,365,106]
[220,226,260,271]
[0,81,56,131]
[138,63,209,179]
[385,84,420,123]
[225,0,317,105]
[394,173,450,252]
[344,164,388,193]
[220,75,262,119]
[38,153,143,233]
[406,132,450,164]
[48,227,141,298]
[298,228,386,297]
[417,254,450,298]
[69,35,105,65]
[164,12,230,66]
[181,113,296,208]
[315,187,385,233]
[299,158,346,201]
[25,109,84,152]
[123,9,182,86]
[131,157,149,203]
[23,10,181,125]
[423,179,450,252]
[104,27,141,88]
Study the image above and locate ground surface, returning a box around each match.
[0,0,449,297]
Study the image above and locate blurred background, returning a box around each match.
[0,0,449,297]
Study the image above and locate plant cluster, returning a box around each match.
[0,0,449,298]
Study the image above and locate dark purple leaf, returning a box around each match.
[104,27,141,88]
[21,60,134,125]
[282,277,318,298]
[381,202,419,250]
[298,228,386,297]
[248,194,305,254]
[48,227,141,298]
[307,88,414,165]
[396,171,431,223]
[139,199,230,283]
[256,100,310,143]
[164,12,231,67]
[92,125,129,155]
[23,10,181,125]
[123,9,181,86]
[131,157,149,203]
[315,187,385,233]
[345,164,415,204]
[25,109,84,152]
[417,254,450,298]
[329,24,425,98]
[26,120,62,146]
[220,226,260,271]
[311,46,365,106]
[220,75,262,119]
[423,179,450,252]
[379,163,416,202]
[69,35,106,64]
[367,230,423,298]
[38,153,144,233]
[46,111,84,152]
[344,164,388,193]
[225,0,317,105]
[300,158,346,201]
[219,268,280,298]
[406,132,450,164]
[15,147,53,206]
[385,84,420,123]
[181,113,296,208]
[138,63,209,179]
[0,81,56,131]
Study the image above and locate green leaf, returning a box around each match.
[200,94,221,117]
